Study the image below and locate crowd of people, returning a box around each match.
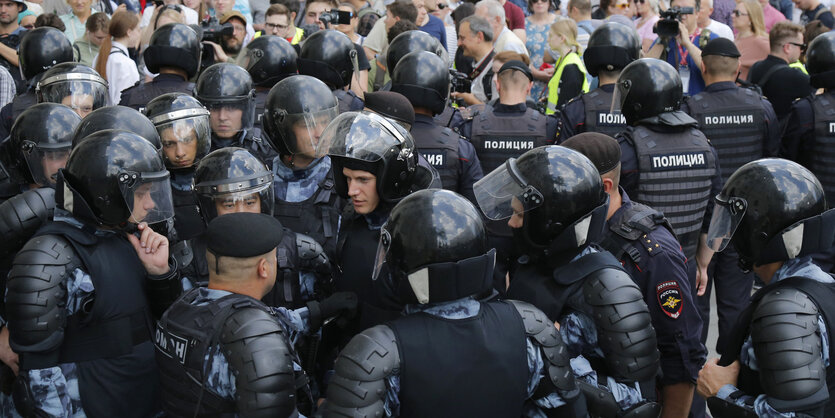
[0,0,831,415]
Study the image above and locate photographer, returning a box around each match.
[647,0,718,95]
[204,11,248,63]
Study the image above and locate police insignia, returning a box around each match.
[656,281,683,319]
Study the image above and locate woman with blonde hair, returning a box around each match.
[634,0,660,51]
[545,18,588,114]
[733,0,769,80]
[93,10,140,105]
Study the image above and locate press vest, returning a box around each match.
[546,51,589,115]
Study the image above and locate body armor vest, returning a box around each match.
[274,170,341,260]
[600,200,676,268]
[469,106,549,173]
[581,88,627,137]
[411,119,461,192]
[170,169,204,241]
[333,89,364,113]
[811,92,835,204]
[120,78,194,112]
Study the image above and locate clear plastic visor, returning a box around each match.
[706,196,747,252]
[41,79,110,117]
[120,170,175,225]
[322,111,409,162]
[21,141,70,187]
[371,227,392,281]
[283,107,340,158]
[609,78,632,115]
[474,159,544,220]
[156,116,211,169]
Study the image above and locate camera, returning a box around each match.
[653,6,694,38]
[318,9,353,27]
[196,17,235,72]
[450,70,471,94]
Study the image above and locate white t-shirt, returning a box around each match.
[494,26,527,54]
[705,18,734,40]
[93,41,140,105]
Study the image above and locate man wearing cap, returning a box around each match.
[681,37,779,359]
[563,132,707,418]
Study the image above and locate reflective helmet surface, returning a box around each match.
[193,147,275,223]
[144,93,212,169]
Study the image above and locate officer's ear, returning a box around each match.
[601,176,616,194]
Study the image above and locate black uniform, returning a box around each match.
[748,55,814,122]
[558,84,628,141]
[411,113,482,202]
[0,91,36,140]
[119,73,194,112]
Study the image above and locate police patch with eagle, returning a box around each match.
[656,280,683,319]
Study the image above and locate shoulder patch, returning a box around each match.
[656,280,682,319]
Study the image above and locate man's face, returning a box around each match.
[457,22,481,58]
[214,0,233,15]
[68,0,92,14]
[88,28,108,46]
[40,149,69,186]
[210,106,243,138]
[129,183,156,223]
[61,94,94,118]
[305,1,331,29]
[161,127,199,168]
[290,118,326,157]
[384,9,398,29]
[343,167,379,214]
[792,0,811,11]
[413,0,427,23]
[222,17,246,54]
[786,32,805,62]
[672,0,698,32]
[214,192,261,216]
[507,197,524,229]
[474,5,498,33]
[0,0,21,25]
[336,5,356,34]
[266,13,292,37]
[696,1,712,24]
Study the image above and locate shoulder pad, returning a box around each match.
[609,202,666,242]
[0,187,55,258]
[750,287,826,403]
[7,234,78,354]
[295,232,330,274]
[506,300,575,392]
[326,325,398,415]
[583,268,659,381]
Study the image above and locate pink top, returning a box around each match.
[636,14,660,43]
[735,35,770,81]
[762,2,787,32]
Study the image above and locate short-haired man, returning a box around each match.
[451,15,494,105]
[696,0,733,40]
[265,3,303,43]
[474,0,525,54]
[71,11,108,66]
[362,0,417,59]
[748,21,813,121]
[567,0,601,51]
[796,0,834,28]
[219,11,248,61]
[0,0,26,89]
[303,0,338,29]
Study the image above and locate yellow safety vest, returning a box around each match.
[290,27,304,45]
[546,51,589,115]
[789,60,808,75]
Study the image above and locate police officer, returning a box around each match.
[36,62,109,118]
[390,50,483,202]
[376,29,447,93]
[155,212,311,417]
[6,130,182,417]
[194,63,277,168]
[558,21,641,141]
[614,58,722,294]
[681,38,781,354]
[563,132,707,418]
[297,29,365,113]
[698,158,835,417]
[145,93,212,240]
[0,27,73,139]
[236,35,298,131]
[120,23,202,112]
[474,145,661,416]
[72,105,162,149]
[262,75,343,259]
[322,189,587,417]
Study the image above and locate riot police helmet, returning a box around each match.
[73,106,161,149]
[806,32,835,89]
[386,30,448,76]
[193,147,274,224]
[10,103,81,187]
[143,23,202,78]
[706,158,835,271]
[236,35,298,88]
[19,26,74,82]
[144,93,211,169]
[36,62,109,117]
[262,75,339,159]
[391,51,450,116]
[58,129,174,228]
[584,21,642,77]
[612,58,682,126]
[194,63,256,134]
[297,29,357,89]
[373,189,494,305]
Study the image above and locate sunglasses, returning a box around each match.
[788,41,807,51]
[614,2,629,8]
[733,9,748,16]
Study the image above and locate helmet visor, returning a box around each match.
[474,159,544,220]
[235,45,264,72]
[281,106,340,158]
[211,186,272,214]
[371,226,392,281]
[119,170,175,224]
[156,115,211,169]
[40,76,110,116]
[609,78,632,115]
[322,111,411,162]
[203,95,256,132]
[706,195,747,252]
[21,141,70,187]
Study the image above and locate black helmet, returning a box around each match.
[144,93,211,169]
[323,111,421,204]
[10,103,81,187]
[58,129,174,228]
[386,30,448,76]
[706,158,835,271]
[194,63,256,132]
[806,31,835,89]
[584,22,642,77]
[36,62,109,116]
[475,145,608,257]
[262,75,338,159]
[73,106,161,149]
[391,51,449,115]
[193,147,274,224]
[19,27,74,81]
[144,23,202,78]
[298,29,356,89]
[613,58,682,126]
[373,189,494,305]
[236,35,298,88]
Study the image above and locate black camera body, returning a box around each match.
[319,9,352,27]
[198,17,235,72]
[450,69,471,94]
[653,6,694,38]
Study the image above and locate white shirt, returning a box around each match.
[471,51,494,103]
[494,26,526,54]
[93,41,139,105]
[705,18,734,41]
[140,5,199,28]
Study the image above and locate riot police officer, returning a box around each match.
[120,23,202,111]
[36,62,109,118]
[474,145,662,417]
[194,63,277,168]
[72,106,161,149]
[145,93,212,240]
[376,29,447,93]
[262,75,343,259]
[390,50,483,202]
[0,27,73,138]
[558,21,641,141]
[322,189,587,417]
[614,58,722,294]
[236,35,298,131]
[297,29,365,113]
[698,158,835,417]
[681,38,781,355]
[563,132,707,418]
[6,130,182,417]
